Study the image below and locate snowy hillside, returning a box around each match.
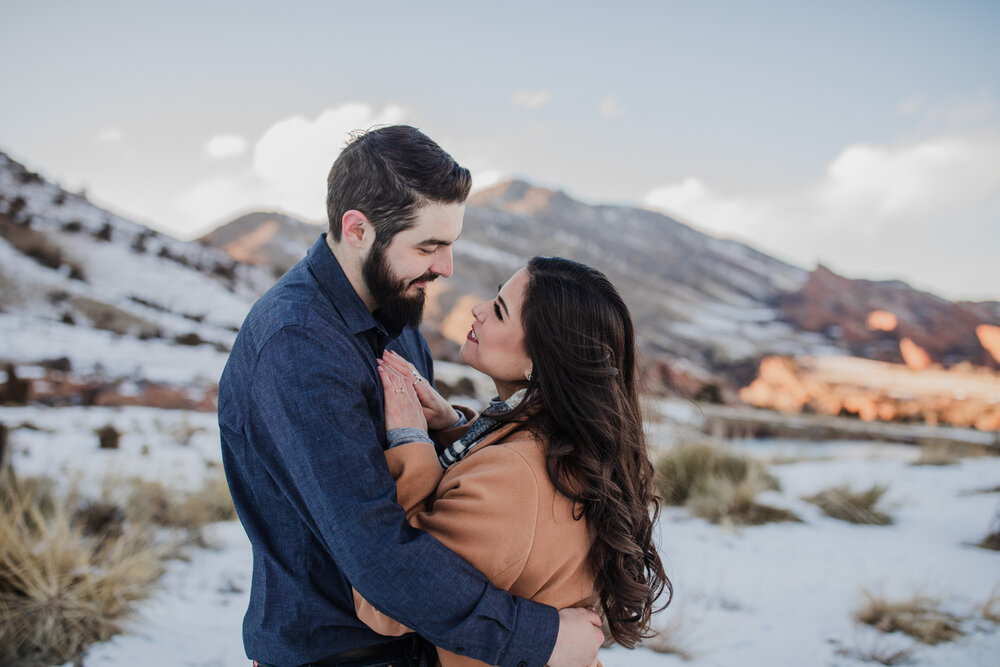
[0,152,274,387]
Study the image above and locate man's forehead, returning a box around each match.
[403,202,464,243]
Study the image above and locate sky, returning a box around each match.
[1,0,998,301]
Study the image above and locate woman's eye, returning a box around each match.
[493,303,503,321]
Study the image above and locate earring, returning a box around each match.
[526,370,535,382]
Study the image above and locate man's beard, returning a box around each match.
[362,241,436,331]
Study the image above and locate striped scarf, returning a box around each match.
[438,388,526,468]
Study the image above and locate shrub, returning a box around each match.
[173,332,205,347]
[654,441,778,506]
[803,484,893,525]
[832,636,915,666]
[95,222,113,242]
[910,441,959,466]
[95,424,120,450]
[855,590,964,645]
[112,475,236,537]
[0,480,165,666]
[983,585,1000,624]
[687,468,801,526]
[655,442,796,526]
[640,610,692,659]
[2,363,31,405]
[979,506,1000,551]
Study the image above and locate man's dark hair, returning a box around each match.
[326,125,472,242]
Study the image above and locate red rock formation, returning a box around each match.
[740,355,1000,430]
[899,338,932,370]
[780,265,1000,369]
[867,310,898,331]
[978,324,1000,364]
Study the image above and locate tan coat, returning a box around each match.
[354,417,598,667]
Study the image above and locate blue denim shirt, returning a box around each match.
[219,235,557,667]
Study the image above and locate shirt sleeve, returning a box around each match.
[353,440,539,640]
[248,326,556,667]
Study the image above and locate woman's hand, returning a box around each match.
[378,358,427,432]
[382,350,460,430]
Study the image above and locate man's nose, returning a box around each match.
[430,246,453,279]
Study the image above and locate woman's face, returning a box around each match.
[460,268,533,400]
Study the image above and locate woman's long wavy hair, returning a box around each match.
[501,256,671,647]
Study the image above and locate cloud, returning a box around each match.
[513,90,551,109]
[599,95,626,118]
[470,169,504,192]
[897,94,926,116]
[96,127,124,144]
[172,103,407,231]
[251,103,405,220]
[643,132,1000,300]
[205,134,248,159]
[172,174,268,233]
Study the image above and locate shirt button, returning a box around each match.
[517,662,527,667]
[455,647,465,654]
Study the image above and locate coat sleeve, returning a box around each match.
[411,443,539,587]
[355,442,540,635]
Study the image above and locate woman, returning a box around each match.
[358,256,670,665]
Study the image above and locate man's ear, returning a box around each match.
[340,210,372,249]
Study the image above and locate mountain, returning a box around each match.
[200,180,1000,401]
[0,152,273,408]
[199,211,323,277]
[5,148,997,425]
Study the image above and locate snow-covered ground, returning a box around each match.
[2,406,998,667]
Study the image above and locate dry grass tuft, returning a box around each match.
[654,441,778,505]
[982,585,1000,624]
[910,441,960,467]
[832,637,915,665]
[655,441,797,526]
[102,474,236,547]
[855,590,964,645]
[640,610,693,660]
[0,478,166,667]
[978,506,1000,552]
[687,468,801,526]
[0,471,237,665]
[803,484,893,525]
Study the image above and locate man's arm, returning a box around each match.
[249,326,562,667]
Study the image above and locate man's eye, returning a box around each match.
[417,247,434,255]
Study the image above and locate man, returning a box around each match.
[219,125,603,667]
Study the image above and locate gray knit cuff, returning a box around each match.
[386,427,433,449]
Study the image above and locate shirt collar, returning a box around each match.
[306,233,391,337]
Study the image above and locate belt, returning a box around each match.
[255,636,434,667]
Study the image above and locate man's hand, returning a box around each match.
[548,607,604,667]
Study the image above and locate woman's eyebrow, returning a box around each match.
[496,294,510,317]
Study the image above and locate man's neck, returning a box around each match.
[326,234,376,312]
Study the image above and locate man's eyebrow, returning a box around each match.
[496,294,510,317]
[416,238,453,247]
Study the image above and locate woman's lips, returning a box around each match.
[467,327,479,343]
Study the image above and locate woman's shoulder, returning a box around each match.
[447,426,546,480]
